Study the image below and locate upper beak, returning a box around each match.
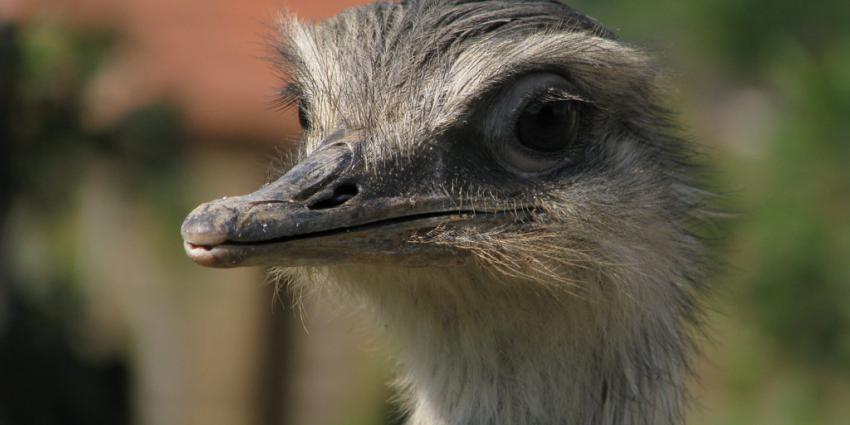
[181,141,504,268]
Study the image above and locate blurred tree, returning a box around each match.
[0,23,133,425]
[571,1,850,423]
[0,22,187,425]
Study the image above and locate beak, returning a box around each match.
[181,141,508,268]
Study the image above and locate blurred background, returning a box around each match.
[1,0,848,424]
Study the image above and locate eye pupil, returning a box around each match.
[516,100,579,153]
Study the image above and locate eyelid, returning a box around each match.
[510,86,589,121]
[519,87,588,109]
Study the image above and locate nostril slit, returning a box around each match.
[307,184,359,210]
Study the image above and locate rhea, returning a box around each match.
[181,1,710,424]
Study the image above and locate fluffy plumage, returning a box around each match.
[273,1,712,424]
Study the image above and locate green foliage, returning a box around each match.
[742,36,850,372]
[8,21,187,215]
[1,22,188,425]
[695,0,850,74]
[572,0,850,422]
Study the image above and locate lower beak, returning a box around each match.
[180,142,506,268]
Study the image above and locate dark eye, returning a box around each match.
[298,102,311,131]
[516,100,580,153]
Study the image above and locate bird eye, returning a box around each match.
[298,102,311,131]
[516,99,580,153]
[481,72,590,174]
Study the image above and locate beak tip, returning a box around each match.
[181,204,233,246]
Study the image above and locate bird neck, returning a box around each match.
[311,264,692,425]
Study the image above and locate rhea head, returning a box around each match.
[181,0,702,278]
[180,1,708,424]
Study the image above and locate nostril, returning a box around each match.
[307,183,359,210]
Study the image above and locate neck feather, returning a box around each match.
[292,264,694,425]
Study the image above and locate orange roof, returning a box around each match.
[6,0,372,143]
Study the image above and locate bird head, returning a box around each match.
[181,0,705,287]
